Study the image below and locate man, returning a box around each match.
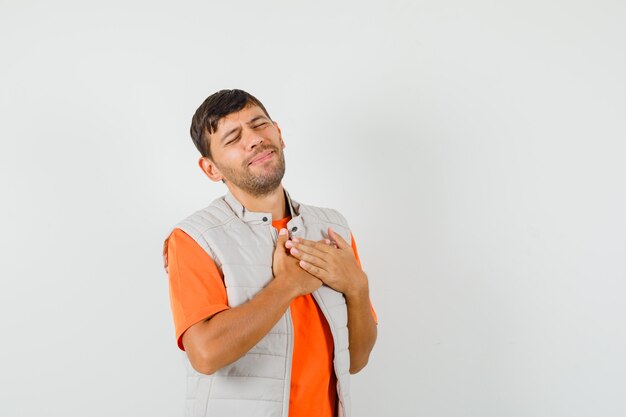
[163,89,377,417]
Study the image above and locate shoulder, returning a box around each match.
[162,195,232,272]
[175,196,236,239]
[162,228,207,272]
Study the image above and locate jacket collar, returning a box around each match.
[224,188,300,223]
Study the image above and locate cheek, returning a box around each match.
[219,149,246,167]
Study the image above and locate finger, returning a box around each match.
[324,239,339,249]
[292,240,329,259]
[290,247,328,270]
[298,260,329,281]
[276,228,290,254]
[277,228,289,242]
[328,227,349,249]
[293,237,333,254]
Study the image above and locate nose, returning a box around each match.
[244,128,263,151]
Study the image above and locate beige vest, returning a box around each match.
[172,191,352,417]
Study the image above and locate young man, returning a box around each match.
[163,89,377,417]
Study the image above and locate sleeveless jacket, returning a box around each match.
[171,190,352,417]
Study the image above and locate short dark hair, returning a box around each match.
[190,89,272,159]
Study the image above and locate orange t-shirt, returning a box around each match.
[165,217,375,417]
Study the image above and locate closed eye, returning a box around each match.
[225,135,240,145]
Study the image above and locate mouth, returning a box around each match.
[248,150,274,165]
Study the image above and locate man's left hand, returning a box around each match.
[285,227,368,298]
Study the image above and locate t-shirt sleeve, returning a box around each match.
[349,233,378,324]
[165,228,230,350]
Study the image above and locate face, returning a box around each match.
[200,104,286,197]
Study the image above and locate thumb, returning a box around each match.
[276,228,289,247]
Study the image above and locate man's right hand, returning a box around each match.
[183,228,322,375]
[273,228,322,297]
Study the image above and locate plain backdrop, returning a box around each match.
[1,1,625,416]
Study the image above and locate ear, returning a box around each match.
[273,120,286,149]
[198,157,224,182]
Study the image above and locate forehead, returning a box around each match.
[214,104,268,132]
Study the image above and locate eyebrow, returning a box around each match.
[247,115,269,125]
[219,115,270,143]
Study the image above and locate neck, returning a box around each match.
[228,184,288,220]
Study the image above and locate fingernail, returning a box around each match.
[291,248,299,254]
[293,237,300,242]
[285,240,293,248]
[279,228,288,235]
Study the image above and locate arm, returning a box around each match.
[286,228,377,374]
[344,276,377,374]
[184,277,295,374]
[183,229,323,375]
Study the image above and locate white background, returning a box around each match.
[2,1,625,416]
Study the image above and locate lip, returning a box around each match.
[248,150,274,165]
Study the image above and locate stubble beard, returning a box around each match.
[217,146,286,197]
